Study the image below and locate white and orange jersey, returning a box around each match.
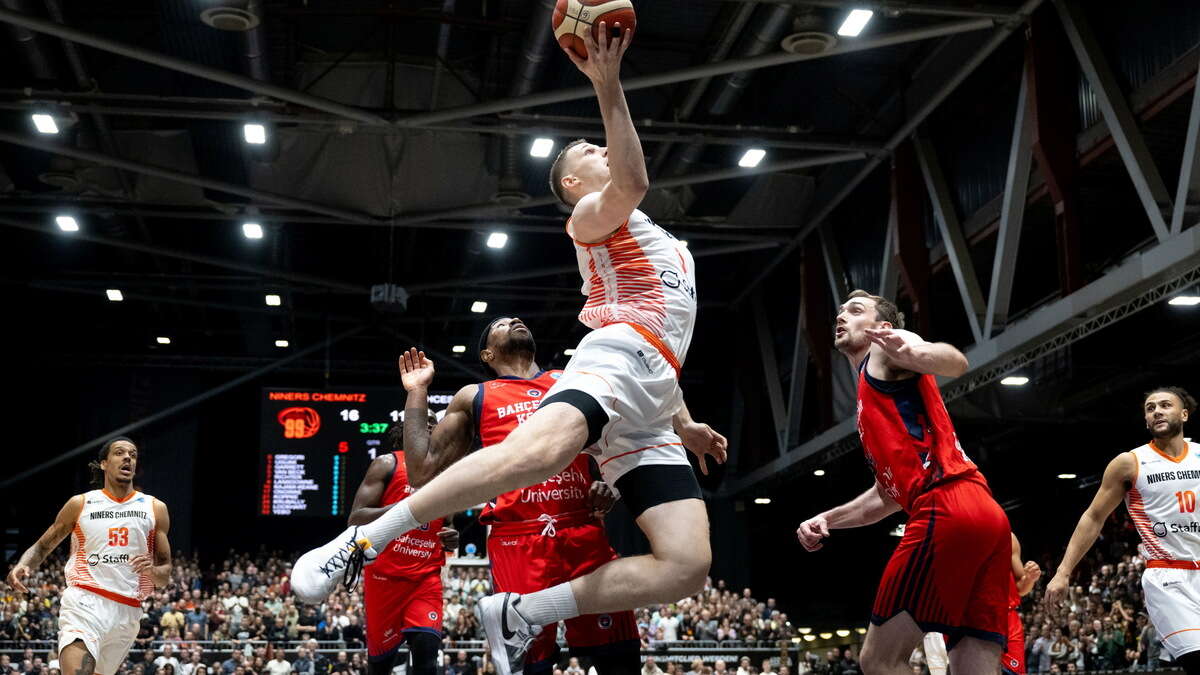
[570,209,697,371]
[1125,442,1200,563]
[65,489,157,607]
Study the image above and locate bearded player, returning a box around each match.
[293,25,726,675]
[1046,387,1200,674]
[349,413,459,675]
[5,438,171,675]
[796,290,1011,674]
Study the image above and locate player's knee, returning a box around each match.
[859,642,903,675]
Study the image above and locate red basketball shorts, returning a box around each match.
[488,516,639,665]
[363,569,443,659]
[1002,605,1026,674]
[871,477,1011,647]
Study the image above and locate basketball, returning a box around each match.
[552,0,636,59]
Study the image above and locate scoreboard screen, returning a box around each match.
[259,387,454,517]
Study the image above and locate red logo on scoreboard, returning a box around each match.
[278,407,321,439]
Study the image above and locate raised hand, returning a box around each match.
[563,21,632,87]
[398,348,435,391]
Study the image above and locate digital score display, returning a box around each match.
[259,387,454,517]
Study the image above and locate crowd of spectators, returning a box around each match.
[636,579,797,647]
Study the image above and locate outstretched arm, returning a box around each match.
[866,328,968,379]
[1045,453,1134,605]
[563,23,647,242]
[398,348,477,487]
[6,495,83,592]
[796,482,901,552]
[132,499,172,588]
[673,400,728,476]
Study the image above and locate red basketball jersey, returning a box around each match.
[476,371,595,523]
[855,355,987,513]
[370,451,446,578]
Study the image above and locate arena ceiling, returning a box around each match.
[6,0,1200,514]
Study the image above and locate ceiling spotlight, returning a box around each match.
[242,222,264,239]
[274,339,289,348]
[803,635,816,642]
[738,148,766,168]
[855,628,867,635]
[471,300,487,313]
[530,138,554,158]
[1000,375,1029,386]
[836,629,850,637]
[753,497,771,505]
[486,232,509,249]
[818,632,833,640]
[55,215,79,232]
[31,114,59,134]
[798,628,812,635]
[156,336,171,345]
[1057,473,1077,480]
[564,348,576,356]
[813,469,826,476]
[243,123,267,145]
[106,289,124,302]
[837,9,873,37]
[1169,296,1200,306]
[452,345,467,353]
[264,294,281,306]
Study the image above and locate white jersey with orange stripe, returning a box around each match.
[570,209,697,367]
[65,489,157,604]
[1125,442,1200,562]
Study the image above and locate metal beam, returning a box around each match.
[722,225,1200,495]
[0,6,388,126]
[1172,63,1200,236]
[1054,0,1171,242]
[817,224,849,304]
[730,0,1044,307]
[985,63,1034,337]
[396,19,996,127]
[914,133,986,341]
[0,216,369,293]
[784,296,810,448]
[752,294,789,455]
[879,215,899,298]
[755,0,1023,20]
[0,325,367,488]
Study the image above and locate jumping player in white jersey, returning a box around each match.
[5,438,172,675]
[291,24,727,675]
[1046,387,1200,673]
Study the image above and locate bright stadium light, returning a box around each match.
[803,635,817,642]
[1001,375,1029,386]
[486,232,509,249]
[738,148,766,168]
[813,469,826,477]
[471,301,488,313]
[1169,295,1200,306]
[275,340,289,348]
[265,294,282,306]
[836,629,850,637]
[1058,473,1077,480]
[106,289,124,302]
[564,348,576,356]
[242,222,263,239]
[819,633,833,640]
[837,9,873,37]
[753,498,771,505]
[32,114,59,134]
[156,336,171,345]
[243,123,267,145]
[452,345,467,353]
[798,628,812,634]
[55,215,79,232]
[530,138,554,158]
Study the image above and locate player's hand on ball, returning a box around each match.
[399,348,435,391]
[130,554,154,575]
[563,21,631,86]
[587,481,618,518]
[437,527,459,553]
[796,516,830,552]
[1044,572,1069,606]
[678,422,728,476]
[5,564,30,593]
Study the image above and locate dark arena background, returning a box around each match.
[4,1,1200,674]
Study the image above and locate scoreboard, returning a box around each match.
[259,387,454,517]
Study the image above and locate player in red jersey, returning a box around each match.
[396,317,640,675]
[796,289,1011,674]
[1002,533,1042,675]
[349,415,458,675]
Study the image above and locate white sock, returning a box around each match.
[516,581,579,625]
[358,500,420,548]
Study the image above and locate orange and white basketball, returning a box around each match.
[552,0,637,59]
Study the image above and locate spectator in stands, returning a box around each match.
[448,651,476,675]
[563,658,584,675]
[641,657,663,675]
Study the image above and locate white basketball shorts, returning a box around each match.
[58,586,141,675]
[1143,566,1200,658]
